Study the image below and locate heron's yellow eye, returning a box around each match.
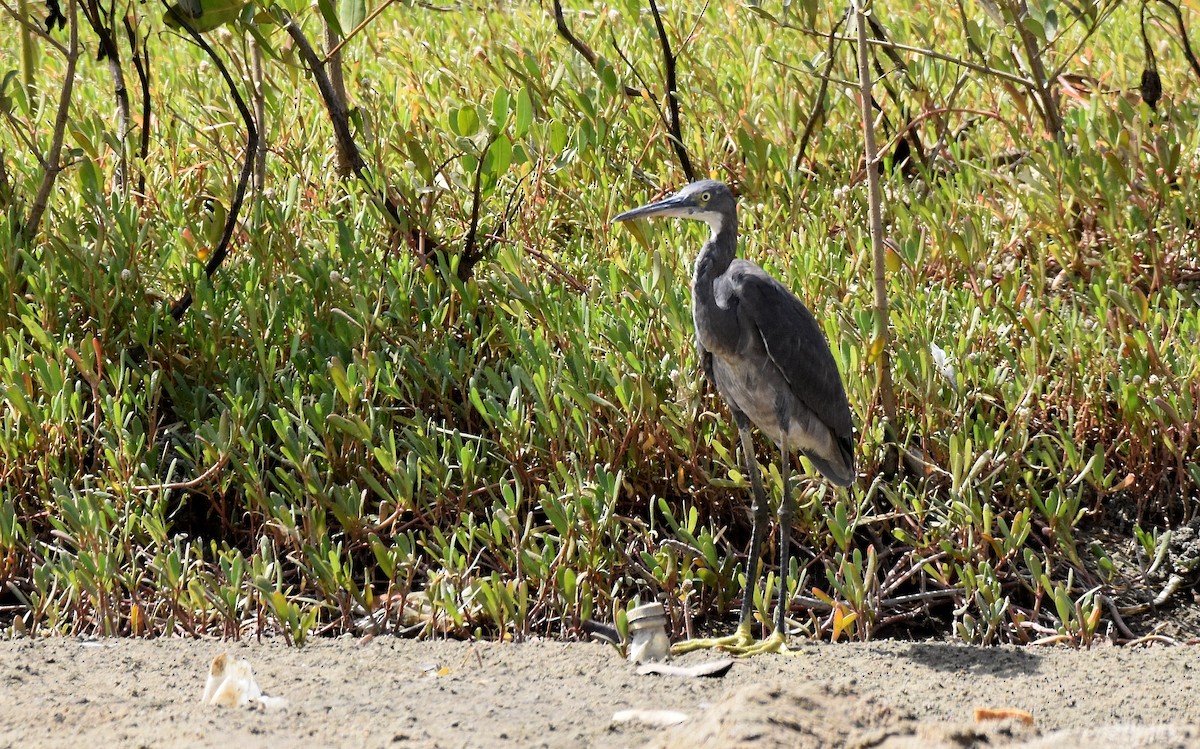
[700,191,711,204]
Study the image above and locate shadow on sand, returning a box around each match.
[898,641,1043,678]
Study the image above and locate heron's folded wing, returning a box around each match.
[724,262,855,447]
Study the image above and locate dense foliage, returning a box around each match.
[1,0,1198,645]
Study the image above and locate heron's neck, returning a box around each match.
[693,214,738,285]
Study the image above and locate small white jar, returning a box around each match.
[626,603,670,663]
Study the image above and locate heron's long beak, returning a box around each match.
[611,193,697,223]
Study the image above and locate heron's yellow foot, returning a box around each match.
[720,628,791,657]
[670,623,755,655]
[672,625,792,657]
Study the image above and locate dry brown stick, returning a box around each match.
[323,18,352,177]
[21,0,80,241]
[551,0,642,97]
[853,0,898,429]
[281,14,406,232]
[130,452,230,493]
[1002,0,1063,137]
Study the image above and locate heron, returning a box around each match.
[613,180,855,655]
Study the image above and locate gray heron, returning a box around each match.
[613,179,855,654]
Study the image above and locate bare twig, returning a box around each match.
[323,0,402,62]
[79,0,130,190]
[648,0,694,182]
[608,29,669,125]
[848,106,1006,185]
[1048,0,1124,80]
[791,27,1037,90]
[793,8,848,171]
[129,453,229,493]
[123,14,152,202]
[1001,0,1063,137]
[21,0,79,241]
[0,0,69,55]
[323,18,352,177]
[1098,594,1137,640]
[459,134,496,281]
[551,0,642,97]
[249,35,267,191]
[281,15,407,232]
[164,1,257,321]
[853,0,898,429]
[1152,572,1188,607]
[1156,0,1200,83]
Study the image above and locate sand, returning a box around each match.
[2,636,1199,748]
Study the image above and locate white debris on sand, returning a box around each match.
[202,652,288,710]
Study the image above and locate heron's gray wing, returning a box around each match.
[720,260,854,447]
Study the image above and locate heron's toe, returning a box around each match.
[719,629,793,657]
[670,623,755,655]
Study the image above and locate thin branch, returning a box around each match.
[280,13,405,230]
[164,1,257,321]
[853,0,898,429]
[22,0,80,241]
[796,27,1038,90]
[552,0,642,97]
[79,0,130,190]
[1157,0,1200,83]
[459,134,496,281]
[1048,0,1124,80]
[323,18,352,177]
[129,452,229,493]
[1002,0,1063,137]
[248,34,266,191]
[648,0,694,182]
[953,0,987,62]
[609,28,669,124]
[793,7,849,171]
[849,106,1006,183]
[280,13,436,262]
[123,14,152,202]
[323,0,401,61]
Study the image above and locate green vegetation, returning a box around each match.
[1,0,1198,646]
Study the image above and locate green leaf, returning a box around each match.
[549,119,568,152]
[0,71,18,115]
[317,0,343,35]
[455,106,480,137]
[327,413,371,442]
[596,57,618,95]
[339,0,366,33]
[1043,8,1057,40]
[486,135,512,176]
[745,4,779,24]
[514,86,533,138]
[490,87,510,129]
[163,0,250,32]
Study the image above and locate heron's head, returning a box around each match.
[612,180,736,235]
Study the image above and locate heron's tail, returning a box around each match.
[804,435,855,487]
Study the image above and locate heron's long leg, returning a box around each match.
[672,412,767,655]
[736,412,771,629]
[718,443,794,657]
[774,445,794,635]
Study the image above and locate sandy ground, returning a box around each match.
[1,636,1198,748]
